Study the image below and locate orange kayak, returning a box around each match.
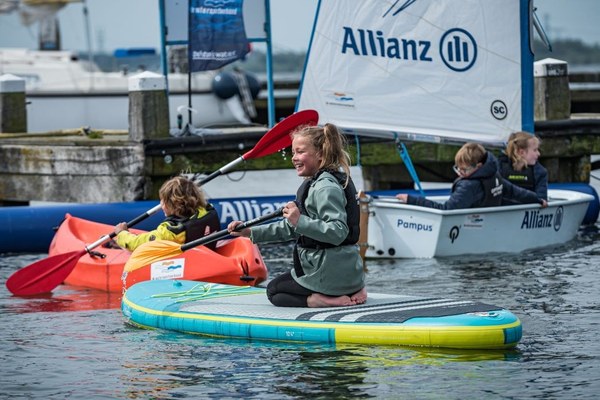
[48,214,268,292]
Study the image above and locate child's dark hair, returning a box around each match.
[159,176,207,217]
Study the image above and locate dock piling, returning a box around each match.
[128,71,169,142]
[0,74,27,133]
[534,58,570,121]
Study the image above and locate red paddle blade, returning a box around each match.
[243,109,318,160]
[5,250,86,296]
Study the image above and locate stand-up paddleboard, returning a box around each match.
[122,280,522,349]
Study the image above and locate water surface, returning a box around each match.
[1,228,599,399]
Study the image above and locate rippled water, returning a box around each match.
[1,226,600,399]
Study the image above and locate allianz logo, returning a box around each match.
[340,26,477,72]
[217,199,289,224]
[520,206,564,232]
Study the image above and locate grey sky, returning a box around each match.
[0,0,598,53]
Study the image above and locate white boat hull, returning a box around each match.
[366,189,594,258]
[24,92,245,132]
[0,48,250,132]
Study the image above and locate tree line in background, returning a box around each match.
[87,38,600,75]
[533,39,600,67]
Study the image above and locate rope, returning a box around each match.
[151,282,258,303]
[354,134,362,166]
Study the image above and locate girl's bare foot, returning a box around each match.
[307,293,355,308]
[350,287,367,304]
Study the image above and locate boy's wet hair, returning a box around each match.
[159,176,207,217]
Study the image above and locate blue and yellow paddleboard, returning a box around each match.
[121,280,522,350]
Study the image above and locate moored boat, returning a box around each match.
[365,189,595,258]
[48,214,268,292]
[122,279,523,350]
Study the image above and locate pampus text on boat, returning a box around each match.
[396,218,433,232]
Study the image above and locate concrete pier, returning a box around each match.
[0,131,146,203]
[534,58,570,121]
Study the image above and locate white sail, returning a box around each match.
[297,0,534,146]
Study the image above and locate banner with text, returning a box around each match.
[189,0,249,72]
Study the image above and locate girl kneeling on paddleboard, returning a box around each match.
[228,123,367,308]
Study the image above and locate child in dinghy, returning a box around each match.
[396,142,548,209]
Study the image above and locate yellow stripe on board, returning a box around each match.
[334,324,519,348]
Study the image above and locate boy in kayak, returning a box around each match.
[114,176,220,251]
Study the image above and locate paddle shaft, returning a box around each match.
[83,203,163,252]
[189,109,317,187]
[195,155,245,185]
[181,208,284,252]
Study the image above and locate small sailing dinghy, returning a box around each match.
[296,0,596,258]
[365,189,594,258]
[121,279,522,350]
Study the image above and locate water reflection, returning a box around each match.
[1,228,599,399]
[2,285,121,313]
[275,348,371,398]
[115,327,526,399]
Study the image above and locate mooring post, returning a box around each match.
[0,74,27,133]
[534,58,570,121]
[128,71,169,142]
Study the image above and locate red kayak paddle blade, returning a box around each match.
[243,109,318,160]
[5,250,86,296]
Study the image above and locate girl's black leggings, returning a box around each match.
[266,271,313,307]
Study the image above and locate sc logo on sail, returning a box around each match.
[439,28,478,72]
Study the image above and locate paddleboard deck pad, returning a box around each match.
[122,280,522,349]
